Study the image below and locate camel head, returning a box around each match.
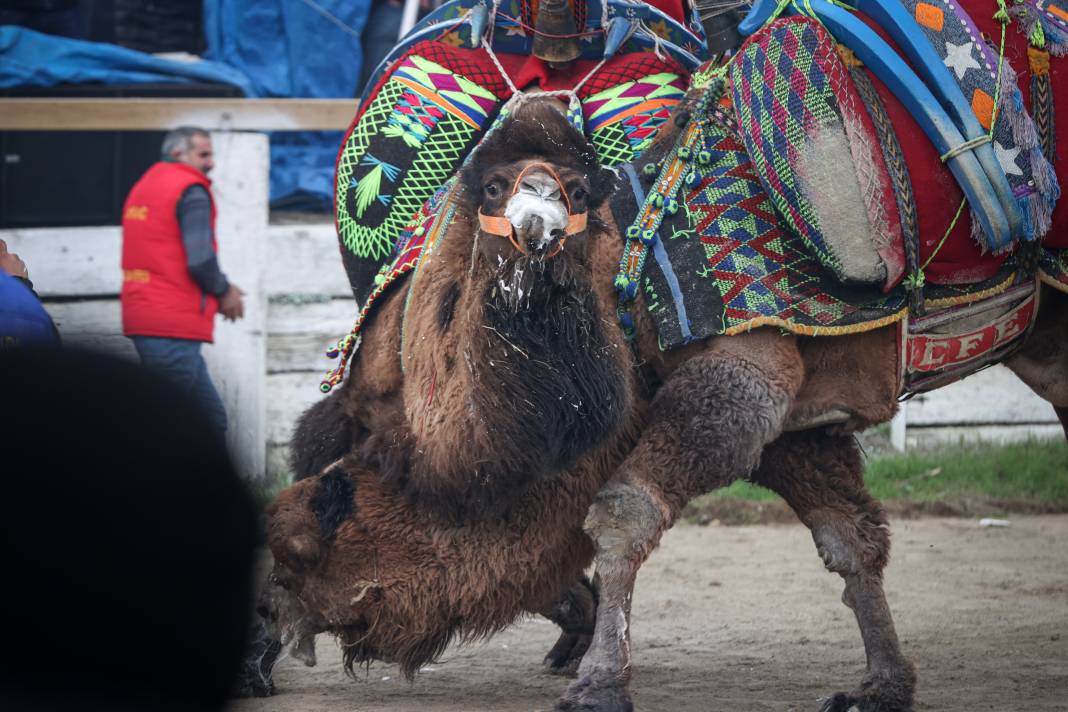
[460,97,616,295]
[369,96,631,520]
[261,464,535,680]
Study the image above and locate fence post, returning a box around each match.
[203,131,269,480]
[890,400,907,452]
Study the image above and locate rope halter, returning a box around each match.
[477,161,589,258]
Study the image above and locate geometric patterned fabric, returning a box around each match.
[335,46,507,309]
[730,18,851,280]
[582,72,688,157]
[335,41,689,311]
[634,85,1027,346]
[580,57,688,167]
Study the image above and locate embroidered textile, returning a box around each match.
[729,17,904,285]
[629,86,1025,347]
[336,45,507,310]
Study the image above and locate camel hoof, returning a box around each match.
[232,621,282,698]
[292,633,318,667]
[819,662,916,712]
[543,632,591,677]
[818,693,859,712]
[553,673,633,712]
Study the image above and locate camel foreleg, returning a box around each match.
[751,430,916,712]
[555,340,801,711]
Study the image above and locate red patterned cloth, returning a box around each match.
[860,4,1067,285]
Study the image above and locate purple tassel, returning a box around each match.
[997,60,1060,240]
[1010,4,1068,56]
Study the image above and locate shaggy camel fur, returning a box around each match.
[262,97,1068,712]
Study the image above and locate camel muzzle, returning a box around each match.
[478,163,587,258]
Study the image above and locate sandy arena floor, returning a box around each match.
[229,515,1068,712]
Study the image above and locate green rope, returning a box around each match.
[919,198,968,272]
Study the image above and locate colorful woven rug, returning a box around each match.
[336,42,509,311]
[335,40,688,311]
[729,16,905,287]
[616,85,1021,346]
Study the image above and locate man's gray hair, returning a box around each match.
[161,126,210,158]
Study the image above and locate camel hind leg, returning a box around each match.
[1005,285,1068,439]
[751,429,916,712]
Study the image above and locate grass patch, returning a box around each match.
[862,438,1068,504]
[684,438,1068,524]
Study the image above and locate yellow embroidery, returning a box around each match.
[124,205,149,221]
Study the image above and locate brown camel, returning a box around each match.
[262,94,1068,712]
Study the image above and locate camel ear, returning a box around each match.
[286,534,321,569]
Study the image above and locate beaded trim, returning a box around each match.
[613,80,726,338]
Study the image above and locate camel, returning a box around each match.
[258,86,1068,712]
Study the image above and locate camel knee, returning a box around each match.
[584,482,667,564]
[656,355,792,451]
[812,524,864,577]
[645,356,795,503]
[810,516,890,580]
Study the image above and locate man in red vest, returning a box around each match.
[121,126,244,437]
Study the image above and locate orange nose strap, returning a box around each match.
[477,211,513,237]
[476,162,589,257]
[566,212,587,234]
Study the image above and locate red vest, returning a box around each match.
[121,162,219,342]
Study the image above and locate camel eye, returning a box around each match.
[484,182,500,199]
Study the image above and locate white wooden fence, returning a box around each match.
[3,133,1060,481]
[895,365,1061,449]
[2,131,353,480]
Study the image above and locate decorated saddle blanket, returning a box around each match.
[319,0,1068,394]
[335,39,692,311]
[725,4,1064,286]
[611,5,1068,352]
[610,78,1026,347]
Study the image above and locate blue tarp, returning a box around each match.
[0,0,372,210]
[203,0,370,209]
[203,0,368,99]
[0,25,253,94]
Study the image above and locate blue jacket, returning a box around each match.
[0,271,60,350]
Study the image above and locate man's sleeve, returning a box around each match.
[177,185,230,296]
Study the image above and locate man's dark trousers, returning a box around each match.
[131,336,228,437]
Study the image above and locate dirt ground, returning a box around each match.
[229,515,1068,712]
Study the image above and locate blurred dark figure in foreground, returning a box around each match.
[0,348,258,711]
